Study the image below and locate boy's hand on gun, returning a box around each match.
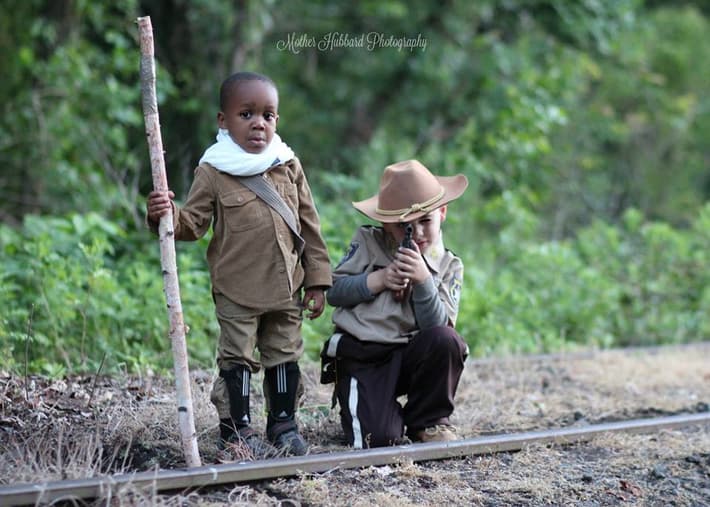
[146,190,175,223]
[381,262,411,293]
[393,242,429,285]
[391,241,428,301]
[370,243,430,300]
[302,288,325,319]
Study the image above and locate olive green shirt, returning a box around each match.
[153,158,332,307]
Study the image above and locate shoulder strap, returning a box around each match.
[239,174,305,255]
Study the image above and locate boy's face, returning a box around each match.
[217,80,279,154]
[382,206,447,254]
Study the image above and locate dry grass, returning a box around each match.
[1,343,709,505]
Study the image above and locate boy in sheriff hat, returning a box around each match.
[322,159,469,448]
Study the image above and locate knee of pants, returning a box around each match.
[424,326,467,356]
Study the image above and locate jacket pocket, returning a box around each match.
[220,190,263,232]
[277,183,299,213]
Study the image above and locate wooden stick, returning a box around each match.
[136,15,201,468]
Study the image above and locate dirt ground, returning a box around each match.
[1,342,709,506]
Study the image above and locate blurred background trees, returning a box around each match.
[1,0,708,375]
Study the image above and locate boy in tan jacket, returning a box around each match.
[147,72,331,458]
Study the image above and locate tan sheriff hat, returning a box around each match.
[353,159,468,223]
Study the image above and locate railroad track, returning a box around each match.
[1,411,708,506]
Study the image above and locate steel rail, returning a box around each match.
[1,412,708,506]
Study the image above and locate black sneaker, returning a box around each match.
[272,428,309,456]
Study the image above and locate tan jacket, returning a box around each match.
[158,158,332,308]
[331,226,462,344]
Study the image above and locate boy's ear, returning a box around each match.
[439,205,448,222]
[217,111,226,128]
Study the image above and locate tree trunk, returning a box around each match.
[137,15,201,468]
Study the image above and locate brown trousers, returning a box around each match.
[333,326,467,448]
[211,292,304,419]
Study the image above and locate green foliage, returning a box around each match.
[0,214,217,375]
[576,206,710,346]
[542,4,710,234]
[0,0,172,229]
[2,205,706,374]
[458,205,709,356]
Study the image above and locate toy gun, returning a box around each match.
[393,224,414,302]
[401,223,414,249]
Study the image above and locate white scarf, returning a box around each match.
[198,129,295,176]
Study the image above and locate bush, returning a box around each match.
[0,213,217,376]
[1,205,707,375]
[456,205,709,356]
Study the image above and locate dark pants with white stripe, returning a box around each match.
[333,326,467,448]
